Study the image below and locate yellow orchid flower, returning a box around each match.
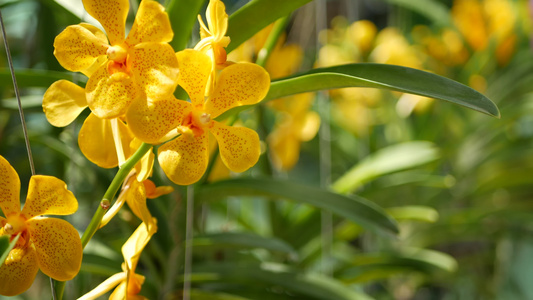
[126,49,270,185]
[43,80,136,168]
[0,155,82,296]
[53,0,178,119]
[78,219,157,300]
[268,93,320,170]
[195,0,231,66]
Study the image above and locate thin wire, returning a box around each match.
[0,9,35,176]
[315,0,333,277]
[0,7,53,299]
[183,185,195,300]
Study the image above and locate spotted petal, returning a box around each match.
[27,217,82,281]
[86,62,138,119]
[53,24,108,72]
[130,42,179,100]
[21,175,77,219]
[78,113,134,168]
[0,155,20,217]
[176,49,212,108]
[204,62,270,118]
[125,0,173,45]
[0,246,39,296]
[210,121,260,173]
[126,95,191,144]
[82,0,128,45]
[158,133,209,185]
[43,80,88,127]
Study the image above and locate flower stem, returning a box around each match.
[54,142,153,299]
[255,15,291,68]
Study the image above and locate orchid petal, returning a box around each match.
[42,80,88,127]
[27,217,82,281]
[78,272,126,300]
[143,180,174,199]
[205,62,270,118]
[124,179,152,227]
[126,95,191,144]
[0,155,20,217]
[21,175,77,219]
[210,121,260,173]
[78,114,134,168]
[206,0,228,42]
[82,0,128,45]
[122,220,157,273]
[53,24,108,72]
[0,246,39,296]
[130,42,179,100]
[176,49,212,108]
[125,0,173,45]
[86,63,138,119]
[158,133,209,185]
[269,125,301,171]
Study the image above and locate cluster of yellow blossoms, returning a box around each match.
[2,0,271,296]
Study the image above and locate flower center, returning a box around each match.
[107,44,130,74]
[3,214,26,236]
[106,44,128,63]
[178,109,211,138]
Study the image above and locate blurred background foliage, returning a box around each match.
[1,0,532,299]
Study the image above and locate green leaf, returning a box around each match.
[167,0,207,51]
[189,290,250,300]
[0,69,79,88]
[196,178,398,237]
[193,232,296,254]
[339,248,458,283]
[0,234,19,269]
[188,262,374,300]
[332,141,440,194]
[384,0,450,26]
[226,0,312,53]
[386,206,439,223]
[265,64,500,117]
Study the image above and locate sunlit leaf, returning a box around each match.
[265,64,500,117]
[332,141,440,194]
[386,206,439,223]
[167,0,206,51]
[196,178,398,237]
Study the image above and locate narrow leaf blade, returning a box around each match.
[266,64,500,117]
[196,178,398,236]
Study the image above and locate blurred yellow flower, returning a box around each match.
[452,0,517,65]
[78,219,157,300]
[126,50,270,185]
[53,0,178,119]
[0,155,82,296]
[268,93,320,170]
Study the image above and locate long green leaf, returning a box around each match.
[332,141,440,194]
[196,178,398,236]
[338,248,458,283]
[386,206,439,223]
[226,0,312,53]
[188,262,374,300]
[193,232,295,254]
[384,0,450,26]
[167,0,207,51]
[0,234,19,268]
[265,64,500,117]
[0,69,77,88]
